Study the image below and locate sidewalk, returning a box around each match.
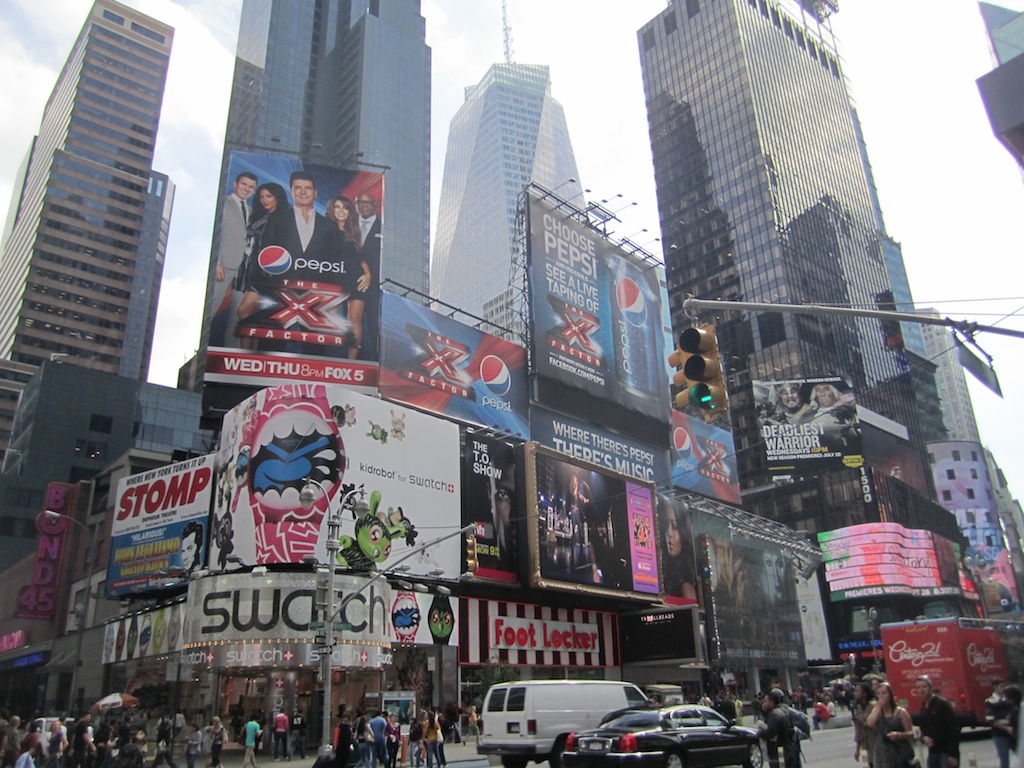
[185,739,488,768]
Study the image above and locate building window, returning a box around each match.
[965,510,976,523]
[941,490,952,502]
[971,451,978,461]
[952,450,961,461]
[970,468,978,479]
[966,489,976,500]
[102,10,125,25]
[945,469,955,480]
[75,440,107,461]
[758,313,786,346]
[90,414,113,433]
[642,27,656,51]
[685,0,699,19]
[666,10,679,33]
[130,22,165,44]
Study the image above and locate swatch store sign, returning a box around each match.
[183,573,393,669]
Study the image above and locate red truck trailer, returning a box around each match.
[880,617,1024,726]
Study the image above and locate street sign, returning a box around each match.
[309,621,325,631]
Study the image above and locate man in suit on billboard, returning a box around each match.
[210,171,257,346]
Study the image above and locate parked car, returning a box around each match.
[478,680,649,768]
[563,705,762,768]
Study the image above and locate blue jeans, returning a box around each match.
[993,731,1012,768]
[926,753,954,768]
[425,742,440,768]
[356,742,374,768]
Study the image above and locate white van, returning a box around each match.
[478,680,648,768]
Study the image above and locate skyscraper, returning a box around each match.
[431,63,583,329]
[977,2,1024,168]
[0,0,173,379]
[200,0,431,350]
[920,309,982,443]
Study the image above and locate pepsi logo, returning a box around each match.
[480,355,511,397]
[673,427,693,457]
[615,277,647,326]
[258,245,292,275]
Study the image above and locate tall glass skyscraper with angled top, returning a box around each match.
[431,63,583,331]
[0,0,173,380]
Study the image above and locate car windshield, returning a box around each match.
[599,711,661,730]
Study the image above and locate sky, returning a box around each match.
[0,0,1022,499]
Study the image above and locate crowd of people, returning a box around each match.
[330,704,473,768]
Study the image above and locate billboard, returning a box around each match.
[669,410,741,503]
[460,433,520,584]
[106,455,215,598]
[701,534,805,666]
[657,494,698,607]
[620,608,700,664]
[101,603,185,663]
[530,404,669,484]
[527,193,669,421]
[204,149,384,391]
[212,384,461,574]
[817,522,963,601]
[524,443,660,601]
[753,376,863,475]
[378,292,528,437]
[18,483,78,620]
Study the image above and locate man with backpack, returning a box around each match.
[758,689,805,768]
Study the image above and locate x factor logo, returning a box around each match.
[404,324,473,397]
[269,284,346,331]
[547,295,604,368]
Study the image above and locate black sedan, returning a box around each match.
[563,705,763,768]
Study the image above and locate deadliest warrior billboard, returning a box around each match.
[212,384,461,575]
[378,292,528,437]
[525,443,660,601]
[107,455,215,598]
[204,149,384,392]
[527,193,669,422]
[753,376,863,476]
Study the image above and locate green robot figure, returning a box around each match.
[336,489,418,571]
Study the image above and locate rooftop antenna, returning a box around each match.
[502,0,515,64]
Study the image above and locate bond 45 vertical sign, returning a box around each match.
[527,193,668,421]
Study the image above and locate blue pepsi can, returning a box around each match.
[611,256,659,397]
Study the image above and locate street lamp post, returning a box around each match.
[42,509,100,715]
[299,478,476,758]
[867,607,880,675]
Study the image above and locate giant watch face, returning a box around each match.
[246,384,345,562]
[391,591,421,644]
[428,594,454,645]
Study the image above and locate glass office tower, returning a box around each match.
[431,63,583,329]
[0,0,173,379]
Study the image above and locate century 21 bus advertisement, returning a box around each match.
[526,192,669,422]
[204,149,384,392]
[524,442,661,601]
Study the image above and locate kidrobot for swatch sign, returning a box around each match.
[211,383,462,572]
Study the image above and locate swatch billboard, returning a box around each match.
[378,292,528,437]
[753,376,863,476]
[212,384,461,575]
[107,455,216,598]
[524,443,660,601]
[527,192,669,422]
[204,149,384,392]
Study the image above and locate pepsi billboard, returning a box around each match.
[203,149,384,392]
[669,410,741,504]
[378,292,528,437]
[526,193,669,422]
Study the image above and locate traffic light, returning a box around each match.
[667,324,728,420]
[465,530,479,574]
[314,567,330,612]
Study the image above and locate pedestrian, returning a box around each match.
[465,706,479,747]
[432,710,446,768]
[42,720,66,768]
[206,717,225,768]
[68,715,95,768]
[914,675,960,768]
[334,713,352,768]
[185,725,202,768]
[152,717,178,768]
[989,679,1014,768]
[423,713,440,768]
[384,715,400,768]
[353,715,373,768]
[242,714,262,768]
[368,713,387,768]
[756,689,792,768]
[287,710,306,761]
[272,711,289,761]
[407,716,423,768]
[867,682,915,768]
[852,682,878,768]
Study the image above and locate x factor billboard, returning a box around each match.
[753,376,863,476]
[669,410,741,504]
[204,149,384,392]
[212,384,461,575]
[378,292,528,437]
[107,455,215,598]
[526,192,669,422]
[524,442,661,601]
